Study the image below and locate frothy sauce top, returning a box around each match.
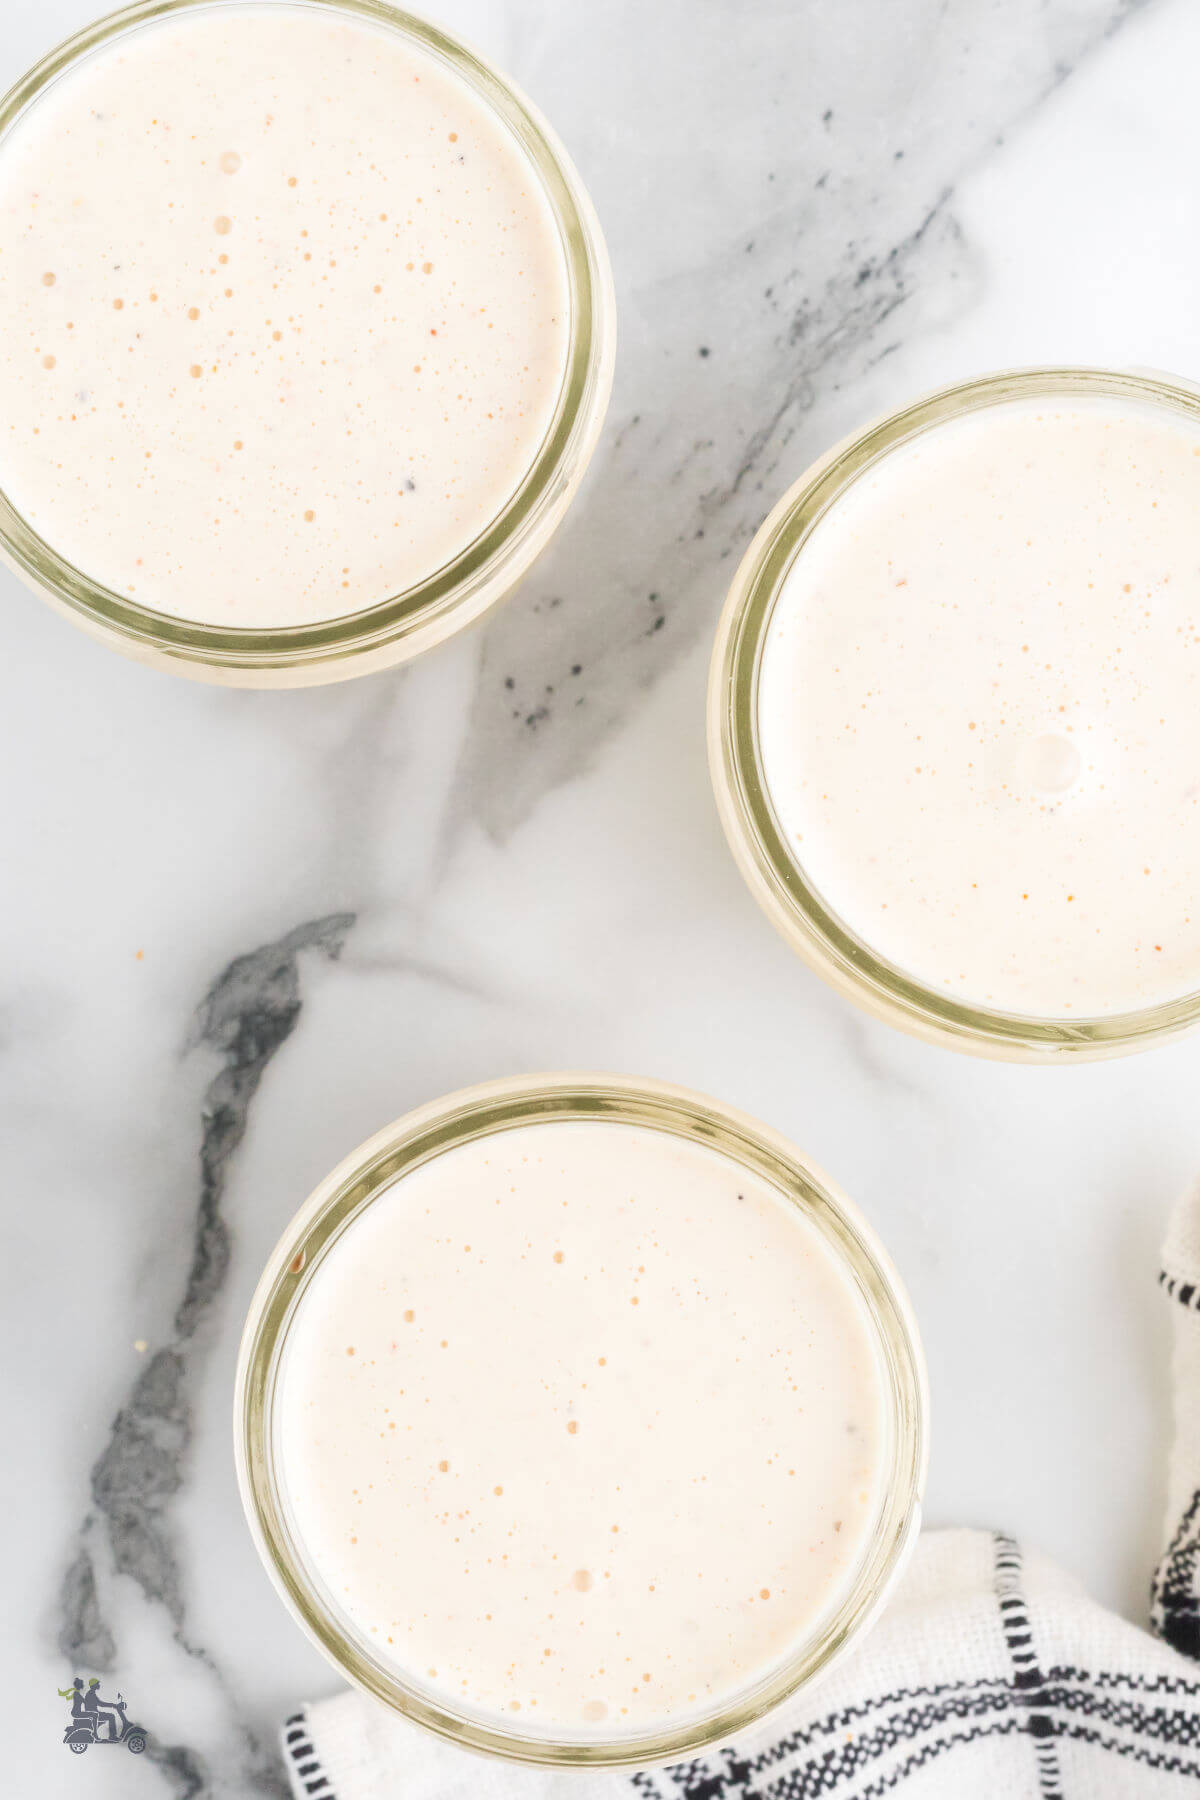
[278,1118,885,1734]
[0,5,569,626]
[758,393,1200,1018]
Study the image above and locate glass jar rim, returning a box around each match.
[234,1070,928,1767]
[708,365,1200,1062]
[0,0,615,683]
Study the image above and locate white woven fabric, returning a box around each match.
[282,1186,1200,1800]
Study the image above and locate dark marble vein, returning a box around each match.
[449,0,1153,844]
[56,912,355,1799]
[451,201,968,842]
[178,914,354,1339]
[58,1544,116,1670]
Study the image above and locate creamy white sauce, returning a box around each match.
[278,1118,886,1734]
[0,5,569,625]
[758,393,1200,1017]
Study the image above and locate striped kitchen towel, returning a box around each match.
[282,1184,1200,1799]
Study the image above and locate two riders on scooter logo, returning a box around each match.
[57,1675,148,1756]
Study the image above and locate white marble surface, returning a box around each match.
[6,0,1200,1792]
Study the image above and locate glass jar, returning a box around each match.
[235,1071,928,1767]
[709,366,1200,1062]
[0,0,615,686]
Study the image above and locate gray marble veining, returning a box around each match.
[56,918,354,1796]
[451,0,1140,841]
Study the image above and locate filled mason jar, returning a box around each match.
[235,1072,927,1767]
[0,0,614,684]
[709,367,1200,1061]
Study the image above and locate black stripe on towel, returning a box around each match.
[1159,1269,1200,1311]
[1153,1485,1200,1659]
[993,1532,1065,1798]
[281,1709,337,1800]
